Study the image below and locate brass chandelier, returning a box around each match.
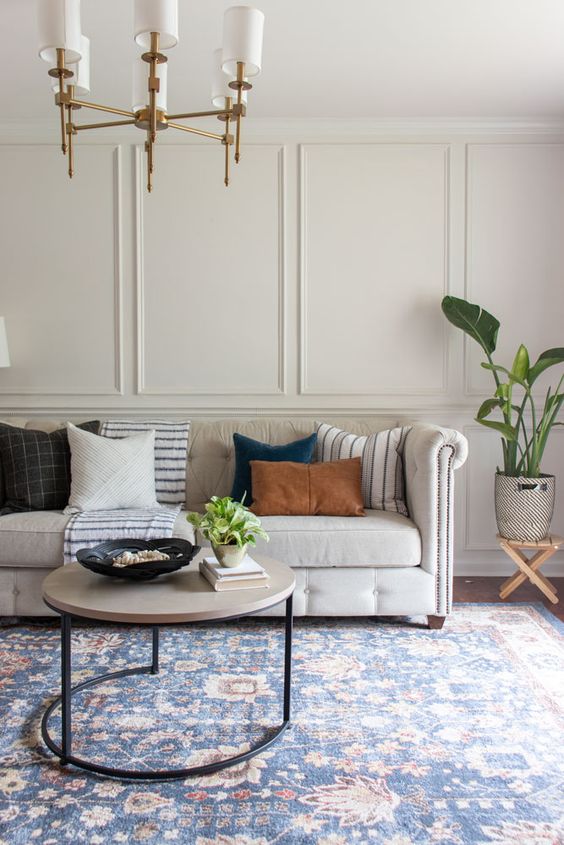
[37,0,265,191]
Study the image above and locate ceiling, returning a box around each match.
[4,0,564,121]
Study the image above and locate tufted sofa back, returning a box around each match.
[1,416,400,512]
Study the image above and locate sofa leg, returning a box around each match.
[427,615,446,630]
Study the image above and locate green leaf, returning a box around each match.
[441,296,500,354]
[477,398,503,419]
[475,418,518,440]
[511,344,530,382]
[527,348,564,385]
[481,363,527,388]
[188,494,269,545]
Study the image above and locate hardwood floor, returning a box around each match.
[453,576,564,622]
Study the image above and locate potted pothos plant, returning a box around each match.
[442,295,564,542]
[187,495,269,568]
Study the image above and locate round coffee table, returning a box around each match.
[41,550,295,780]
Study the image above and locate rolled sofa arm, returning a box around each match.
[403,424,468,616]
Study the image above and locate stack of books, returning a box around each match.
[199,555,270,591]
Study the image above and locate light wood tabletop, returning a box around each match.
[42,550,295,624]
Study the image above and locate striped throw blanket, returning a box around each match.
[100,420,190,506]
[63,505,181,564]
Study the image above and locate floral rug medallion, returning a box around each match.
[0,604,562,844]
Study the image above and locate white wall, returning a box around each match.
[1,120,564,575]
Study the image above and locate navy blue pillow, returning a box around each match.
[231,432,317,504]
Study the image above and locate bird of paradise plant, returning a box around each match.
[441,296,564,478]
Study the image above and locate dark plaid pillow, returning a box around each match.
[0,421,100,515]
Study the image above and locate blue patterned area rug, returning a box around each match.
[0,604,562,845]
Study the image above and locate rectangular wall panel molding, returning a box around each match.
[463,425,500,551]
[464,142,564,397]
[135,144,286,396]
[0,144,124,396]
[0,129,563,577]
[299,142,450,396]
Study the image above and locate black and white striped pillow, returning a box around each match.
[315,423,410,516]
[100,420,190,506]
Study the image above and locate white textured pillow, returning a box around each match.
[66,422,157,512]
[315,422,410,516]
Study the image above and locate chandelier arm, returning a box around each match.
[167,109,232,120]
[67,105,74,178]
[146,135,153,193]
[59,93,67,154]
[74,120,138,131]
[224,114,231,187]
[57,49,67,155]
[149,32,160,143]
[65,98,136,118]
[168,122,224,141]
[234,62,245,164]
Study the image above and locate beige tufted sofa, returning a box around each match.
[0,417,467,626]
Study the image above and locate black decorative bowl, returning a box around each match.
[76,539,201,581]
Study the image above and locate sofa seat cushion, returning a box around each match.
[256,510,421,568]
[0,511,196,568]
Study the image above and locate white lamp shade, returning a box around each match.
[222,6,264,77]
[37,0,82,64]
[132,59,168,113]
[0,318,10,368]
[211,48,248,108]
[134,0,178,50]
[50,34,90,95]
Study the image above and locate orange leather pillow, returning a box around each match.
[250,457,365,516]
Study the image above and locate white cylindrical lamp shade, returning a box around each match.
[0,318,10,368]
[37,0,82,64]
[132,59,168,113]
[134,0,178,50]
[211,48,248,108]
[50,35,90,95]
[222,6,264,77]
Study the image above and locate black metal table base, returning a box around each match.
[41,595,293,780]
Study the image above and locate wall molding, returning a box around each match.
[463,141,564,398]
[298,142,450,396]
[1,130,562,577]
[0,403,504,416]
[134,144,287,397]
[463,423,495,552]
[134,145,145,398]
[3,117,564,142]
[0,144,124,397]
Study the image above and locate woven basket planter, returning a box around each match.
[495,473,555,542]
